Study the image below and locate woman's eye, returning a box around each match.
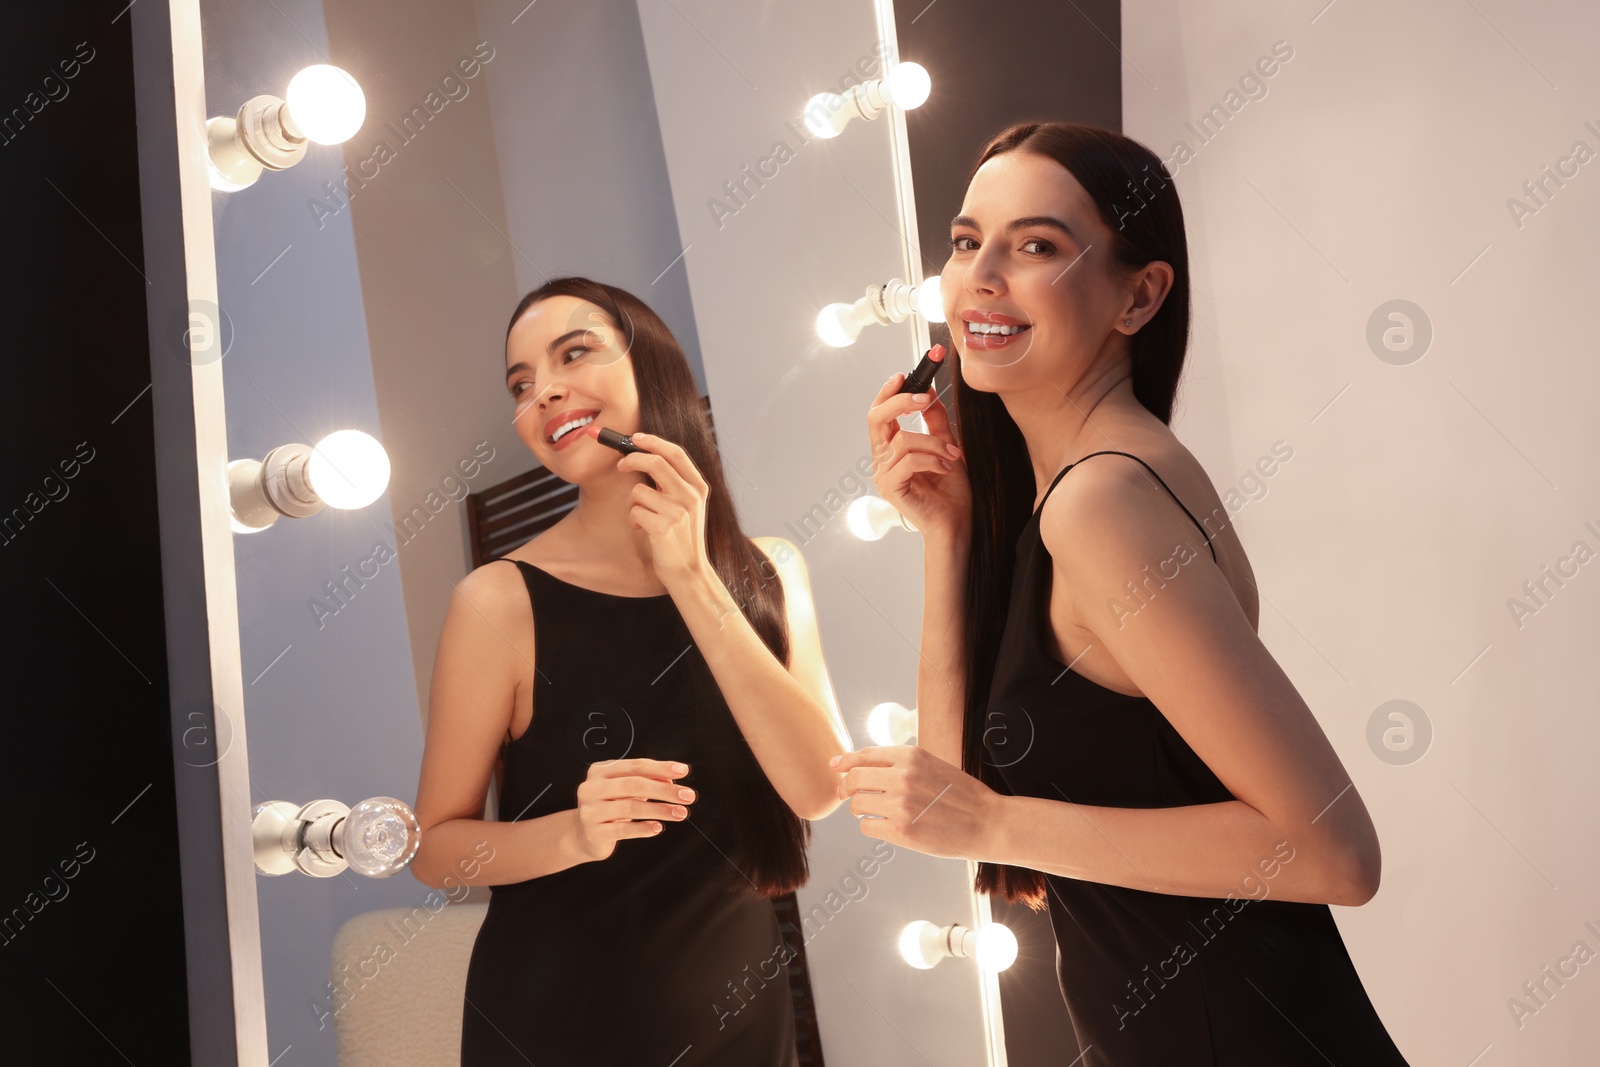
[949,234,978,252]
[1021,238,1055,256]
[564,346,588,364]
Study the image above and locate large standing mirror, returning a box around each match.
[196,0,1003,1062]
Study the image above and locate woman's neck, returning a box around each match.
[1004,364,1139,494]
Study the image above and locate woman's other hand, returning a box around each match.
[830,744,1000,862]
[570,757,696,862]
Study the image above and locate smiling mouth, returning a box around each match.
[548,413,597,445]
[965,321,1031,336]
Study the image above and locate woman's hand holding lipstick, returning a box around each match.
[602,428,713,587]
[867,343,972,546]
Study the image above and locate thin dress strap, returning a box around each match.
[1036,450,1218,562]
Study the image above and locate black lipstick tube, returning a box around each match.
[897,346,944,395]
[594,426,646,455]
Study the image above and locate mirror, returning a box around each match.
[198,0,1001,1063]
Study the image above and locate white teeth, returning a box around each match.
[967,321,1025,335]
[550,414,596,443]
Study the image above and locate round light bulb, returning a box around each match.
[885,62,931,110]
[339,797,421,878]
[847,496,910,541]
[866,702,917,746]
[899,921,941,969]
[802,92,848,139]
[285,64,366,145]
[816,303,858,348]
[307,430,390,510]
[916,276,945,323]
[973,923,1018,972]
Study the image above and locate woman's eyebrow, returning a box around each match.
[950,214,1076,241]
[503,328,595,383]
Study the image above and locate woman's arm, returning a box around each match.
[915,531,971,769]
[992,459,1381,906]
[673,536,851,822]
[410,563,591,890]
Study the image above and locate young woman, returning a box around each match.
[834,123,1411,1064]
[411,277,850,1065]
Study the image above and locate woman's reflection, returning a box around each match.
[834,122,1410,1064]
[410,277,850,1066]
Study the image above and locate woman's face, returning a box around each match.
[941,150,1137,389]
[505,294,639,477]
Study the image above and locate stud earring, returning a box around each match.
[1124,318,1133,326]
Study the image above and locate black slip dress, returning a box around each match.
[986,451,1409,1065]
[459,558,799,1067]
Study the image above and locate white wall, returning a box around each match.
[1125,2,1600,1063]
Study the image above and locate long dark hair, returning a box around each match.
[505,276,810,898]
[954,123,1192,909]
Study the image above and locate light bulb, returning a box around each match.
[306,430,390,510]
[803,92,849,139]
[285,64,366,145]
[916,276,945,323]
[885,62,931,110]
[973,923,1018,972]
[847,496,913,541]
[817,302,860,348]
[866,702,917,746]
[899,921,941,969]
[338,797,422,878]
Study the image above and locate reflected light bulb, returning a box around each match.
[899,921,941,970]
[338,796,422,878]
[285,64,366,145]
[846,496,912,540]
[885,62,931,109]
[866,702,917,746]
[973,923,1019,972]
[816,302,859,348]
[306,430,390,510]
[915,276,945,323]
[802,92,848,139]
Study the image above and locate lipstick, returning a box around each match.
[897,343,946,395]
[584,424,646,455]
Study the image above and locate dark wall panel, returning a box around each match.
[0,3,192,1062]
